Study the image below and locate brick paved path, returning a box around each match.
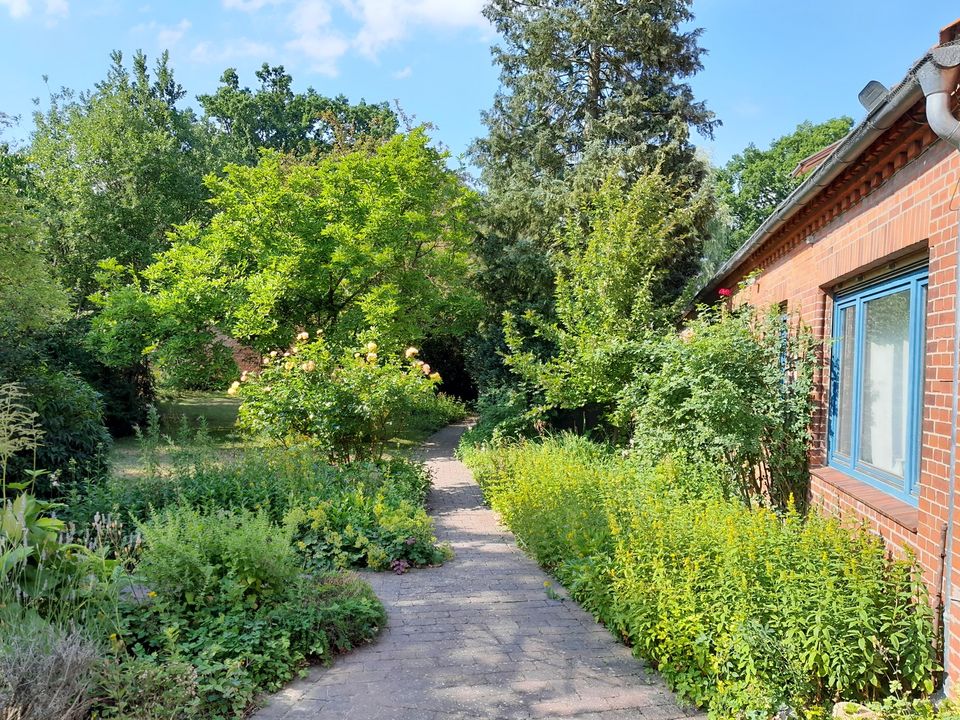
[254,422,702,720]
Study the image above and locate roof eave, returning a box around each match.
[694,53,932,303]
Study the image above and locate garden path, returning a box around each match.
[254,422,702,720]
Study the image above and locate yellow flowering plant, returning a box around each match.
[236,335,444,462]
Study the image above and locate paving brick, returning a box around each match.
[252,423,702,720]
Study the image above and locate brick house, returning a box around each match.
[696,21,960,691]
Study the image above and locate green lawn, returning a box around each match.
[110,391,453,478]
[111,392,244,479]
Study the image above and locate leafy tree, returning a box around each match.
[707,116,853,271]
[0,114,31,190]
[93,129,481,388]
[469,0,718,391]
[29,50,213,302]
[503,170,706,418]
[198,64,398,165]
[0,183,67,333]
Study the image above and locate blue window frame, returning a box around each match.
[828,265,928,505]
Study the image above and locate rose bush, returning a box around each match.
[235,334,446,462]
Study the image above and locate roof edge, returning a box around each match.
[694,50,934,303]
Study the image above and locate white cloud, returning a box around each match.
[190,37,275,64]
[342,0,487,58]
[285,0,349,76]
[131,18,191,48]
[44,0,67,19]
[279,0,487,74]
[157,18,190,46]
[0,0,69,23]
[0,0,31,18]
[393,65,411,79]
[222,0,284,11]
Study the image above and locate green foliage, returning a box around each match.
[475,0,718,242]
[128,128,479,361]
[284,463,448,571]
[7,368,112,495]
[463,437,938,717]
[136,507,299,609]
[459,385,541,448]
[470,0,718,389]
[114,508,384,717]
[237,337,447,462]
[117,561,384,718]
[0,491,114,632]
[117,532,386,718]
[67,435,447,574]
[502,170,706,419]
[30,50,212,302]
[198,64,398,164]
[88,259,238,392]
[623,304,817,512]
[707,117,854,271]
[93,656,200,719]
[0,182,68,332]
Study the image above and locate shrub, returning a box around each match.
[7,369,112,495]
[93,656,200,719]
[115,564,384,718]
[0,606,101,720]
[409,391,469,435]
[136,507,300,609]
[1,317,153,437]
[622,304,817,512]
[70,443,446,573]
[236,336,445,461]
[463,436,938,718]
[459,384,540,447]
[0,492,113,615]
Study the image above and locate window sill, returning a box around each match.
[810,466,919,533]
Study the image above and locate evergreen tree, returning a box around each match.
[475,0,717,233]
[469,0,718,388]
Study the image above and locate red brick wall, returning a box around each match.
[723,138,960,691]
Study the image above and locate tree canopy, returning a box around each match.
[474,0,718,239]
[0,183,67,333]
[198,64,398,164]
[30,50,213,302]
[90,129,482,387]
[468,0,718,393]
[503,169,706,414]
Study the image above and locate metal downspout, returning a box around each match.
[919,46,960,691]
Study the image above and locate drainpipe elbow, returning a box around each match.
[920,47,960,151]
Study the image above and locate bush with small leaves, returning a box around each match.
[462,436,938,718]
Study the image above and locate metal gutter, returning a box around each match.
[695,52,934,301]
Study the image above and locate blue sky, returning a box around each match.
[0,1,958,169]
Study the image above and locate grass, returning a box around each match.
[110,391,461,478]
[111,392,245,479]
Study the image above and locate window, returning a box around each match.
[828,266,928,505]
